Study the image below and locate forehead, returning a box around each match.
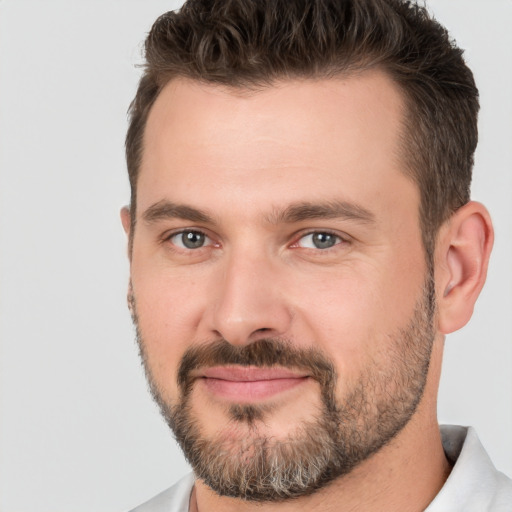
[138,72,415,221]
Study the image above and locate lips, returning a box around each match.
[197,366,310,402]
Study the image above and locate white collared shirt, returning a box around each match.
[426,425,512,511]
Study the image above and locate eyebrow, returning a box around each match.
[142,200,214,224]
[266,200,376,225]
[141,199,375,226]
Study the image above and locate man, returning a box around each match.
[121,0,512,510]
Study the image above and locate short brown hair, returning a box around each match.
[126,0,479,257]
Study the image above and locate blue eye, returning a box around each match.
[297,232,341,249]
[170,230,211,249]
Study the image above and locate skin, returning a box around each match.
[122,71,493,511]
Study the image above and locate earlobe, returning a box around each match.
[120,206,133,260]
[121,206,131,235]
[436,201,494,334]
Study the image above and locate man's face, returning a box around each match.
[126,72,436,499]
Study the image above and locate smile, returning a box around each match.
[198,366,310,402]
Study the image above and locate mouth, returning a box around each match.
[195,366,310,402]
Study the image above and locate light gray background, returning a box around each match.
[0,1,510,511]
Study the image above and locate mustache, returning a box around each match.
[177,338,337,394]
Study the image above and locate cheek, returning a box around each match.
[292,257,425,377]
[131,264,208,395]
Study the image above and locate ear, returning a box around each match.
[435,201,494,334]
[121,206,131,234]
[120,206,132,260]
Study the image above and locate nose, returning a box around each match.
[207,249,293,346]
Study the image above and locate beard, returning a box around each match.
[129,273,436,502]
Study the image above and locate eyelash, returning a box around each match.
[291,230,347,251]
[162,228,349,253]
[163,230,217,251]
